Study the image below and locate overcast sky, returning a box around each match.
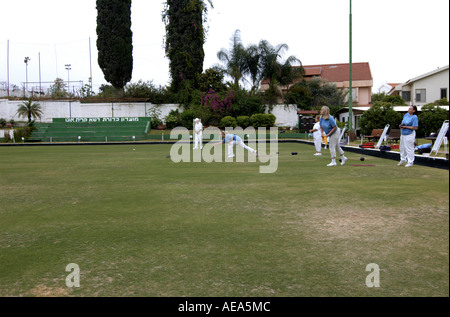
[0,0,449,94]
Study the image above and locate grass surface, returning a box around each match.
[0,143,448,297]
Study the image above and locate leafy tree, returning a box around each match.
[371,92,406,106]
[123,80,175,103]
[97,84,121,98]
[162,0,213,92]
[285,78,346,111]
[180,109,197,129]
[16,98,43,124]
[284,81,312,109]
[49,78,67,98]
[418,103,449,137]
[434,98,448,106]
[80,84,95,98]
[195,67,227,93]
[229,89,266,118]
[371,92,387,104]
[96,0,133,91]
[384,94,405,105]
[165,109,183,129]
[359,103,402,135]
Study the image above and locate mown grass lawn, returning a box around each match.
[0,143,448,297]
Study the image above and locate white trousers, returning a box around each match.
[314,136,322,152]
[328,128,345,158]
[400,132,416,163]
[194,132,202,149]
[228,141,256,156]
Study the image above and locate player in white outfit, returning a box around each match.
[309,115,322,156]
[193,118,203,150]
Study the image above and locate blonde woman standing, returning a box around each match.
[319,106,348,167]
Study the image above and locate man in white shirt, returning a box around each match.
[193,118,203,150]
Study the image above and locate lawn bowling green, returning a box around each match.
[0,143,448,297]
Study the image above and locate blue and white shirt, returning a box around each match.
[222,134,242,143]
[401,114,418,136]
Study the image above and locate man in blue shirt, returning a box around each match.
[222,131,257,158]
[398,105,419,167]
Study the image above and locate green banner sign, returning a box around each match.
[53,117,151,123]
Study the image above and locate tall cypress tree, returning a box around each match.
[96,0,133,90]
[162,0,212,92]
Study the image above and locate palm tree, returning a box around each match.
[217,29,247,88]
[258,40,303,86]
[217,31,303,95]
[16,98,43,124]
[243,44,262,93]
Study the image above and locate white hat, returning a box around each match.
[194,118,200,122]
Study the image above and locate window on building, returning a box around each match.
[402,91,411,102]
[415,89,426,103]
[441,88,447,100]
[352,88,357,101]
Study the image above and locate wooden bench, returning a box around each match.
[387,129,401,143]
[365,129,384,142]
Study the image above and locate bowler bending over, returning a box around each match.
[221,131,258,158]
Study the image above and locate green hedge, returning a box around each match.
[236,116,250,128]
[220,116,237,128]
[220,113,276,128]
[250,113,276,128]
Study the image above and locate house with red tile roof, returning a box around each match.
[261,62,373,106]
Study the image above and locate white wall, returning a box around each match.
[0,129,11,138]
[0,100,183,123]
[269,104,298,127]
[412,69,449,106]
[0,100,300,127]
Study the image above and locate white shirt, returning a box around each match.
[194,122,203,134]
[312,122,321,139]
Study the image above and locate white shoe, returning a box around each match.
[397,160,406,166]
[193,147,198,150]
[405,163,414,167]
[340,156,348,165]
[327,162,337,167]
[228,155,235,158]
[314,153,322,156]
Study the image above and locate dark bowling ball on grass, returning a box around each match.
[360,157,365,161]
[291,152,298,155]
